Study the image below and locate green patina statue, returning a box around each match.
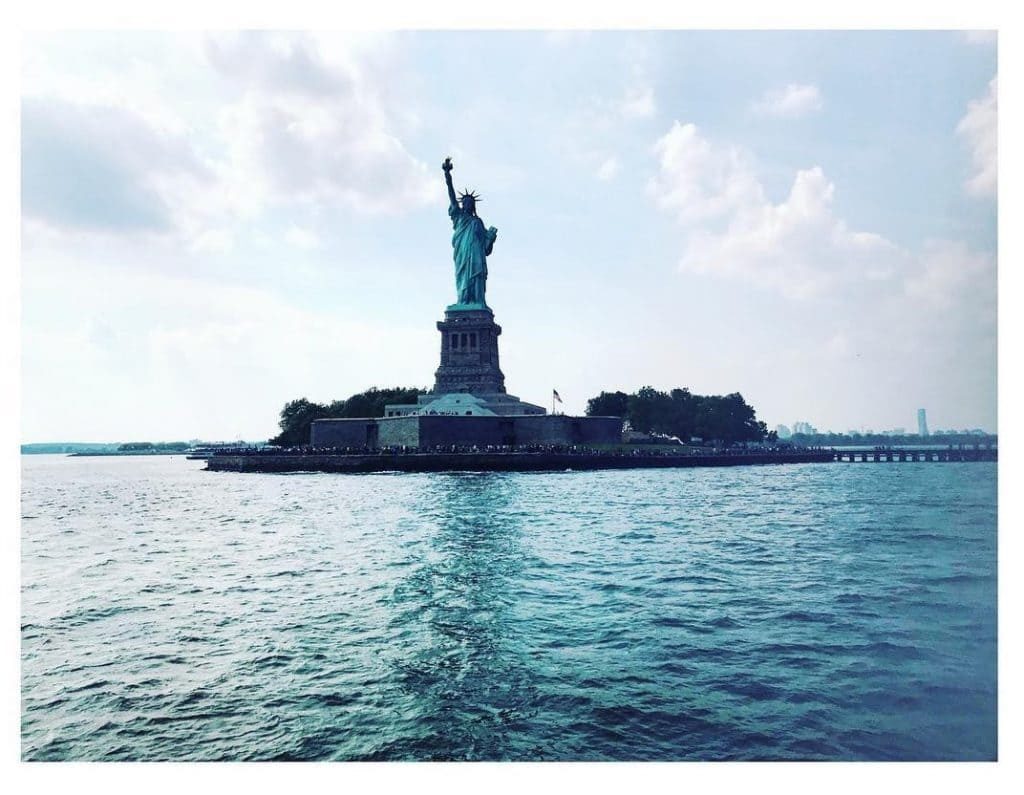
[443,157,498,307]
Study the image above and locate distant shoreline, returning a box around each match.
[66,451,191,457]
[20,444,256,456]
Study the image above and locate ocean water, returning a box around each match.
[21,454,997,761]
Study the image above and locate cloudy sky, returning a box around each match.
[20,30,997,442]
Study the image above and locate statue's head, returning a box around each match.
[458,190,481,215]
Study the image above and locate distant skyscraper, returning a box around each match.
[917,408,929,437]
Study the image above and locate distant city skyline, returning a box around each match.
[774,408,989,441]
[21,31,997,442]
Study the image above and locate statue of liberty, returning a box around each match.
[443,157,498,307]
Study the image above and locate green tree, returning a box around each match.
[628,386,671,434]
[339,387,424,418]
[269,398,329,447]
[269,387,427,446]
[118,441,154,451]
[694,392,762,444]
[666,388,697,440]
[584,386,769,444]
[585,390,630,418]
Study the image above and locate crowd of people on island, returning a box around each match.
[205,442,832,458]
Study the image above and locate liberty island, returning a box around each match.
[209,158,636,469]
[205,157,995,474]
[206,158,833,472]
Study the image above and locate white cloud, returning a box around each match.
[648,121,764,224]
[596,157,620,181]
[647,120,995,431]
[189,228,235,254]
[620,84,656,119]
[905,240,996,310]
[21,31,203,138]
[285,224,321,250]
[649,121,992,306]
[207,32,434,217]
[21,97,212,234]
[957,75,997,199]
[20,32,435,252]
[676,165,906,298]
[752,83,823,118]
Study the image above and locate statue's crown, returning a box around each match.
[458,189,482,203]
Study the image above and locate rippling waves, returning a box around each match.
[21,455,996,760]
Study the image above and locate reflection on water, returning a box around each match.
[373,474,534,760]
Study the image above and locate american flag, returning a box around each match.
[553,389,563,403]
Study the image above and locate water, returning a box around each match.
[21,454,997,761]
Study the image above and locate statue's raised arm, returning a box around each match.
[442,157,458,210]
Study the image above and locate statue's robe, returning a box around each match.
[449,204,496,305]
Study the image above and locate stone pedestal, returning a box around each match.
[433,306,506,395]
[383,303,547,418]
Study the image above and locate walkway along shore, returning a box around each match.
[203,446,997,474]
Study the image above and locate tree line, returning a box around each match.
[117,441,190,452]
[270,387,426,446]
[586,387,769,445]
[270,385,769,447]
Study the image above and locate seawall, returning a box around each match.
[205,450,836,474]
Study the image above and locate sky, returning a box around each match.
[20,30,998,442]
